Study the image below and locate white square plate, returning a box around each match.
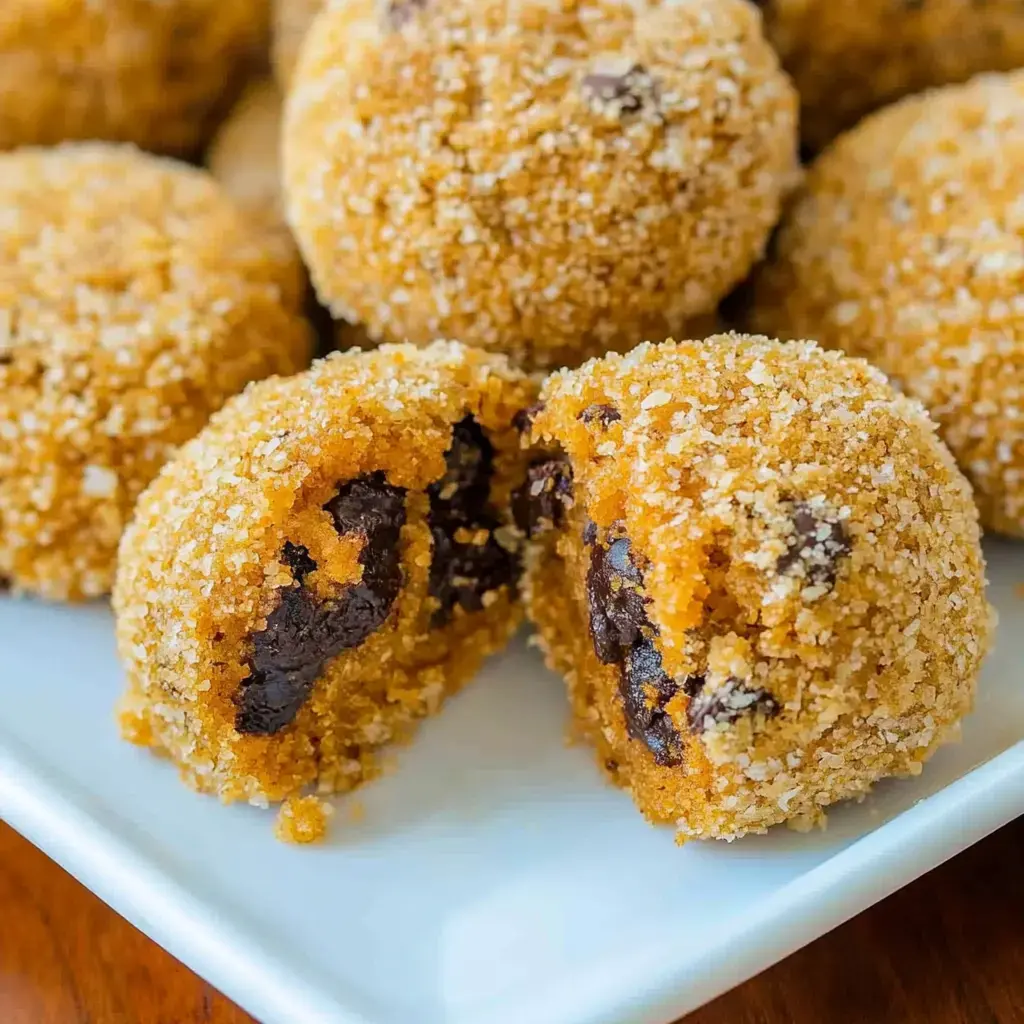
[0,540,1022,1024]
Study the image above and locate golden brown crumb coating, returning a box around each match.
[114,342,536,815]
[283,0,798,370]
[0,0,270,155]
[759,0,1024,151]
[520,335,992,840]
[752,72,1024,537]
[0,144,311,601]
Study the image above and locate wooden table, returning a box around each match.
[1,818,1022,1024]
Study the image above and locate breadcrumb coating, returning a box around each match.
[0,0,270,155]
[759,0,1024,150]
[753,71,1024,537]
[523,335,992,840]
[283,0,798,370]
[0,144,311,601]
[114,342,535,811]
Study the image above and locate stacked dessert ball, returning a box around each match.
[758,0,1024,150]
[0,144,310,600]
[283,0,799,369]
[753,71,1024,538]
[0,0,269,155]
[0,0,1007,844]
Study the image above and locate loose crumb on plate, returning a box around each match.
[274,795,333,844]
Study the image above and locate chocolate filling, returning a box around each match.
[512,454,574,538]
[235,474,406,736]
[586,531,685,766]
[427,416,519,627]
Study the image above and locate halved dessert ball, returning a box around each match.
[518,335,992,839]
[114,341,536,814]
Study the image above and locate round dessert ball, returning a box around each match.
[0,0,270,155]
[0,144,312,601]
[517,335,992,840]
[208,79,372,358]
[752,72,1024,537]
[272,0,325,88]
[114,341,536,813]
[283,0,799,370]
[760,1,1024,152]
[208,79,287,230]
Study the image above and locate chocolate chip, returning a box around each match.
[512,455,574,537]
[686,677,779,733]
[581,62,659,117]
[777,501,851,589]
[578,404,621,427]
[512,402,545,436]
[427,416,519,626]
[235,474,406,735]
[385,0,427,29]
[621,639,684,767]
[281,542,317,582]
[582,518,598,546]
[586,534,647,664]
[0,575,10,593]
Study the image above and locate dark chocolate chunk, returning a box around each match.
[235,474,407,735]
[586,526,777,759]
[578,403,621,427]
[582,518,598,546]
[512,402,545,435]
[581,62,659,117]
[620,638,684,767]
[512,455,574,537]
[586,535,647,663]
[586,528,690,765]
[385,0,427,29]
[427,416,519,626]
[777,500,851,589]
[686,677,779,733]
[281,541,317,582]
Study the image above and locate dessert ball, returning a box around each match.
[0,144,311,601]
[115,342,536,812]
[759,0,1024,151]
[208,78,370,358]
[226,72,369,363]
[283,0,799,370]
[208,79,287,232]
[272,0,325,88]
[0,0,270,155]
[752,72,1024,537]
[518,335,992,840]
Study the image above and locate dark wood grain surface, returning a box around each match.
[1,817,1022,1024]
